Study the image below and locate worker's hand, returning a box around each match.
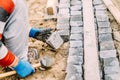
[29,28,52,42]
[13,60,35,78]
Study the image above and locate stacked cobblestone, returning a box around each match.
[94,0,120,80]
[65,0,84,80]
[57,0,70,42]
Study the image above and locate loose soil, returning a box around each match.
[0,0,69,80]
[109,0,120,62]
[0,0,120,80]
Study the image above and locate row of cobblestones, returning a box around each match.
[59,0,84,80]
[57,0,120,80]
[94,0,120,80]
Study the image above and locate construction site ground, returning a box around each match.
[0,0,120,80]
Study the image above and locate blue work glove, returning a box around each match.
[13,60,35,78]
[29,28,52,42]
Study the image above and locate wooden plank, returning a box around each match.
[103,0,120,25]
[45,0,58,15]
[82,0,101,80]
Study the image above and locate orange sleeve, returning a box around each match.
[0,0,15,14]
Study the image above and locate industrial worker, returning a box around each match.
[0,0,52,78]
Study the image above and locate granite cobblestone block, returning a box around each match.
[94,4,107,10]
[71,11,82,16]
[96,14,109,22]
[70,40,83,48]
[100,50,117,58]
[59,3,70,8]
[57,30,70,36]
[98,27,112,34]
[67,56,83,65]
[59,0,70,3]
[99,33,113,42]
[69,47,83,56]
[66,64,83,73]
[104,66,120,74]
[57,13,70,18]
[71,27,83,34]
[99,41,115,50]
[57,17,69,23]
[93,0,103,5]
[59,8,70,14]
[95,10,106,15]
[70,15,83,21]
[71,0,82,6]
[70,21,83,27]
[103,57,119,67]
[65,73,83,80]
[57,24,70,30]
[105,74,120,80]
[71,5,82,11]
[57,30,70,42]
[97,22,110,28]
[70,33,83,40]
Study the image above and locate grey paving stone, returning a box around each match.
[57,30,70,36]
[96,14,109,22]
[103,57,119,67]
[57,18,69,24]
[98,27,112,34]
[100,50,117,59]
[71,0,82,6]
[59,3,70,8]
[71,5,82,11]
[70,21,83,27]
[66,63,83,73]
[105,73,120,80]
[57,30,70,42]
[99,33,113,42]
[97,22,110,28]
[93,0,103,5]
[59,0,70,3]
[94,4,107,10]
[70,41,83,48]
[70,33,83,40]
[95,10,107,15]
[46,32,64,49]
[69,47,83,56]
[70,15,83,21]
[57,23,70,30]
[71,27,83,34]
[95,10,106,15]
[71,11,82,16]
[100,41,115,50]
[104,66,120,74]
[67,56,83,65]
[59,8,70,14]
[65,73,83,80]
[57,13,70,18]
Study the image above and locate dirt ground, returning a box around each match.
[109,0,120,62]
[0,0,120,80]
[0,0,69,80]
[112,0,120,10]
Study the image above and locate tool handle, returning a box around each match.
[0,63,40,79]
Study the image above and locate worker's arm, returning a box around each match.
[0,0,35,78]
[29,27,52,42]
[0,41,35,78]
